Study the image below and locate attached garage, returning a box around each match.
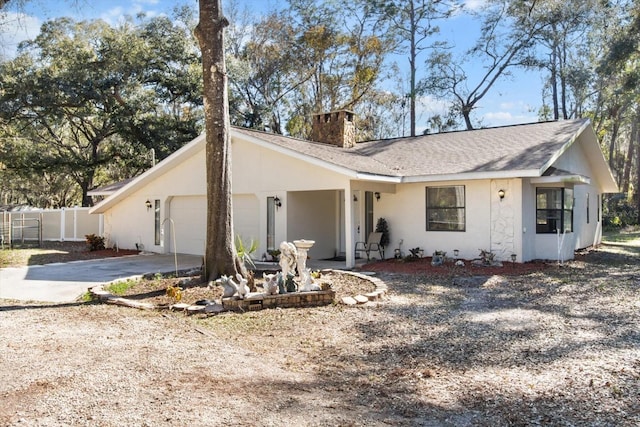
[169,196,206,255]
[168,194,260,256]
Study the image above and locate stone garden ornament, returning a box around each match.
[278,241,298,278]
[262,272,280,295]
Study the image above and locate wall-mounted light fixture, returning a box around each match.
[353,194,358,202]
[374,192,381,201]
[274,196,282,209]
[145,199,152,211]
[498,189,505,200]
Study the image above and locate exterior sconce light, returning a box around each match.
[145,199,152,211]
[498,189,505,200]
[353,195,358,202]
[374,192,381,201]
[274,196,282,209]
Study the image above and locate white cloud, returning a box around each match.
[483,111,538,126]
[499,101,516,110]
[464,0,487,11]
[0,12,41,59]
[417,95,451,116]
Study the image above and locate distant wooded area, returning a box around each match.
[0,0,638,226]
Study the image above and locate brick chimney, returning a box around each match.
[310,110,356,148]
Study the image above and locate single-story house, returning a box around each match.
[90,110,618,268]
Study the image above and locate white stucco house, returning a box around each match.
[90,111,617,268]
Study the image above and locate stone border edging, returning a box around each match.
[331,270,388,306]
[88,269,388,314]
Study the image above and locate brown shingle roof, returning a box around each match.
[233,119,590,179]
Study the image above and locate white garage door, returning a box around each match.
[170,196,206,255]
[169,194,260,256]
[233,194,260,245]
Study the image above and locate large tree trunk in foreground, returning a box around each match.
[195,0,246,284]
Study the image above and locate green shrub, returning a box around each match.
[375,218,390,248]
[85,234,105,251]
[105,279,137,295]
[603,199,638,230]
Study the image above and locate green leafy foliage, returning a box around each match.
[375,217,390,248]
[235,235,258,270]
[0,14,202,207]
[85,234,105,251]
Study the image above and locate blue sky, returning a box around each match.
[1,0,543,130]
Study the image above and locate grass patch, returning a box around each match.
[105,279,138,295]
[602,227,640,245]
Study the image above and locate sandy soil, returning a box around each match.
[1,243,639,426]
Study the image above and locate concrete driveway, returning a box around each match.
[0,253,202,303]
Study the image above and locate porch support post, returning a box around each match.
[345,187,355,268]
[60,208,66,241]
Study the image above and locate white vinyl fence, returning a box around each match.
[1,207,103,248]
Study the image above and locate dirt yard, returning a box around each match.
[1,240,639,426]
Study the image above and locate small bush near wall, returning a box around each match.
[85,234,105,251]
[375,218,390,248]
[603,199,638,230]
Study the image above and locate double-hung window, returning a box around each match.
[426,186,465,231]
[536,188,573,233]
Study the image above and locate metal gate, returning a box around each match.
[0,212,9,249]
[10,217,42,248]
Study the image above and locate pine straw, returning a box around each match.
[1,244,638,426]
[114,270,374,306]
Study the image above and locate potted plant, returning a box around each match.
[375,218,390,257]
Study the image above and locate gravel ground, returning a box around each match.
[1,242,639,426]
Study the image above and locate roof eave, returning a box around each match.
[539,119,590,174]
[232,130,362,178]
[530,175,591,185]
[401,170,540,183]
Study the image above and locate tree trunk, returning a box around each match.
[621,119,636,195]
[551,43,559,120]
[635,113,640,224]
[608,107,620,172]
[409,3,417,138]
[560,38,568,119]
[195,0,246,284]
[462,105,473,130]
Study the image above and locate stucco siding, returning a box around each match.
[232,138,349,193]
[373,180,497,261]
[554,139,603,250]
[102,193,157,251]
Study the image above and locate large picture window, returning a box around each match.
[426,186,465,231]
[536,188,573,233]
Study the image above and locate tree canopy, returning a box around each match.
[0,12,203,207]
[1,0,639,224]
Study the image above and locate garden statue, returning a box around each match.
[285,272,297,293]
[431,250,447,266]
[279,241,298,278]
[262,272,279,295]
[233,273,250,299]
[217,275,237,298]
[293,239,315,278]
[299,268,321,292]
[277,271,286,294]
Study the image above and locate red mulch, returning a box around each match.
[361,256,551,276]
